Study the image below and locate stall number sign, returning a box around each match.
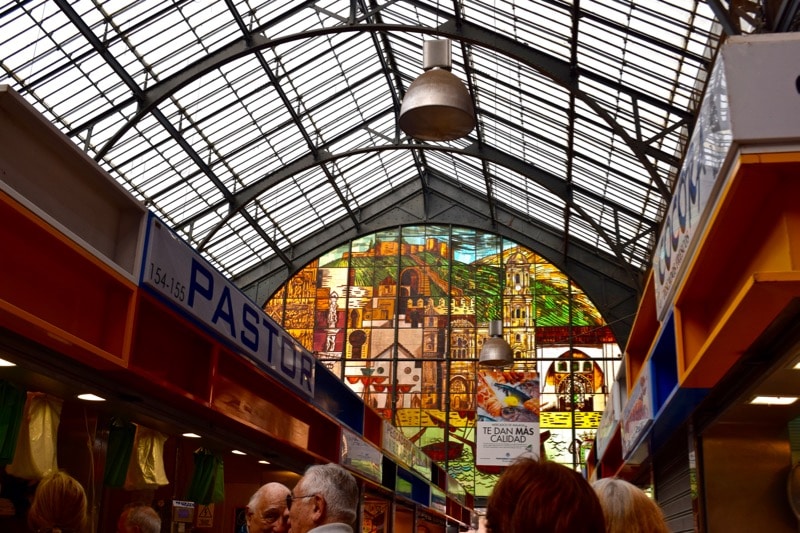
[141,215,314,398]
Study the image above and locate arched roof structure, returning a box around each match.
[2,1,796,348]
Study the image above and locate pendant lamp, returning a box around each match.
[479,320,514,367]
[399,39,476,141]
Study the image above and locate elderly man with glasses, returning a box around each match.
[244,482,291,533]
[285,463,359,533]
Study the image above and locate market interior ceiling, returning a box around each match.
[2,1,799,348]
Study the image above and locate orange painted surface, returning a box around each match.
[0,189,134,368]
[624,272,658,391]
[0,186,343,465]
[673,151,800,388]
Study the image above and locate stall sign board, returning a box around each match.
[341,427,382,483]
[141,214,314,398]
[654,33,800,319]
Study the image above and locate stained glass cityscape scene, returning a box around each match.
[265,225,622,497]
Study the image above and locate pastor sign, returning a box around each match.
[141,214,314,398]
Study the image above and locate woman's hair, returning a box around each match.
[486,457,605,533]
[592,477,670,533]
[27,471,88,533]
[301,463,359,525]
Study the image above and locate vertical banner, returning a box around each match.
[476,371,540,466]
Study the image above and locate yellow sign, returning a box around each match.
[196,504,214,528]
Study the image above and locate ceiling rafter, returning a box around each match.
[67,19,685,202]
[52,17,678,275]
[223,0,361,239]
[52,0,298,268]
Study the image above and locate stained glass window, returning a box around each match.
[265,225,622,497]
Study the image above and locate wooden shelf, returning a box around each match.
[314,365,365,434]
[650,313,678,414]
[129,292,214,401]
[0,190,134,368]
[623,272,658,391]
[673,152,800,387]
[213,344,341,464]
[364,406,384,448]
[599,426,623,478]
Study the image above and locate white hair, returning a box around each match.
[301,464,359,525]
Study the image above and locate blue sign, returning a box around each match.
[140,214,314,398]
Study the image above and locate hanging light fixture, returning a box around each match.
[399,39,476,141]
[479,320,514,367]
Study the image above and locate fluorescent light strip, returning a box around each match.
[77,393,106,402]
[750,396,798,405]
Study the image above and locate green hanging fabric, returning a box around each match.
[186,449,224,505]
[210,455,225,503]
[0,380,26,464]
[103,418,136,487]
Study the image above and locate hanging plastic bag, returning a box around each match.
[6,392,62,480]
[124,425,169,490]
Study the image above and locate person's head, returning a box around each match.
[485,457,605,533]
[117,502,161,533]
[27,470,88,533]
[286,463,359,533]
[246,482,291,533]
[592,477,669,533]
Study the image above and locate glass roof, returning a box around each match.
[2,1,777,344]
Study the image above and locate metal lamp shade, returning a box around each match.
[479,320,513,367]
[399,68,476,141]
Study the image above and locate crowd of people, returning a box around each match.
[22,457,669,533]
[22,463,361,533]
[237,457,671,533]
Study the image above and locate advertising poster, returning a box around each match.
[621,365,653,460]
[476,370,540,466]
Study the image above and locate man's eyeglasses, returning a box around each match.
[258,511,283,524]
[286,493,315,509]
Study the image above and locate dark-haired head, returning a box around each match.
[486,457,605,533]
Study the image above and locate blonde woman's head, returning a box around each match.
[28,470,88,533]
[592,477,669,533]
